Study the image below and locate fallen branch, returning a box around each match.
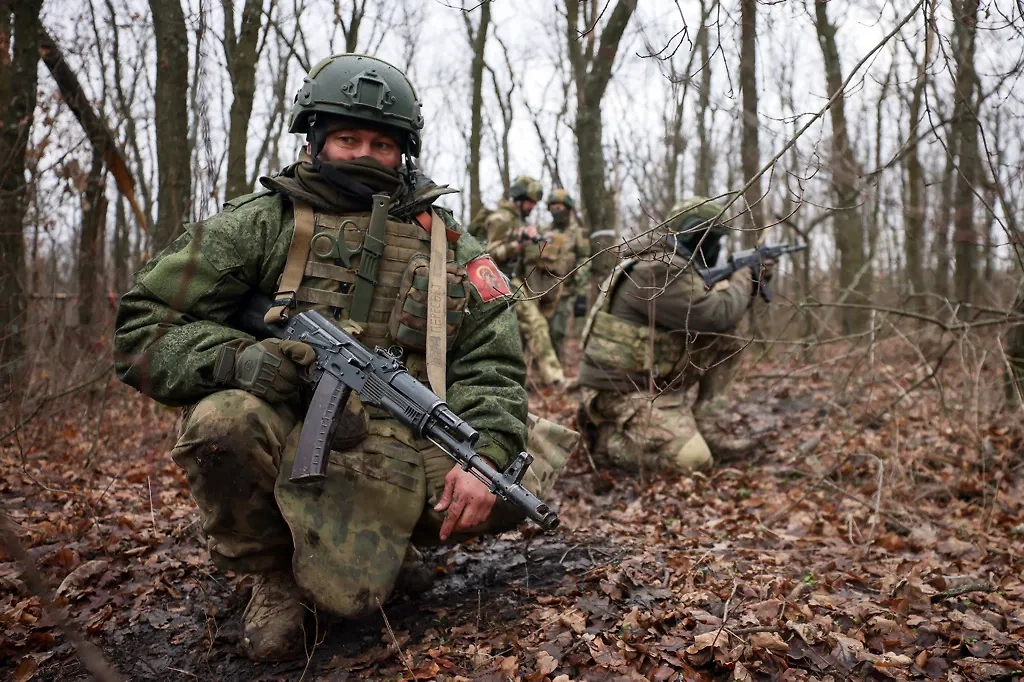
[933,583,994,601]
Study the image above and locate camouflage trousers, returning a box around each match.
[173,389,576,616]
[579,332,745,474]
[515,283,564,385]
[546,294,573,363]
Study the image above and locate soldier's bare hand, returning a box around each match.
[434,466,496,541]
[759,258,777,284]
[519,226,539,241]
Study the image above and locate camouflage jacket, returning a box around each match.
[483,200,524,273]
[522,217,591,299]
[578,242,752,393]
[114,191,528,468]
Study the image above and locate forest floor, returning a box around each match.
[1,339,1023,682]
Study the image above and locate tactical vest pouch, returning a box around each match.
[584,310,683,378]
[388,254,468,352]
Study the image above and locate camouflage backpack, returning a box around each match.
[467,205,495,243]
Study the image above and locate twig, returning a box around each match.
[0,365,113,444]
[711,579,739,649]
[298,603,325,682]
[377,598,416,678]
[727,626,782,635]
[817,477,911,535]
[0,511,124,682]
[147,475,157,531]
[933,583,994,601]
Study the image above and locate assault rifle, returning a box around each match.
[506,228,550,278]
[666,237,807,302]
[233,300,560,531]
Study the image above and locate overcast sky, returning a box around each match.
[34,0,1023,268]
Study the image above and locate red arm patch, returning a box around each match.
[466,256,512,301]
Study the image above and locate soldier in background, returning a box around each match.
[520,189,590,361]
[485,176,565,386]
[576,196,772,474]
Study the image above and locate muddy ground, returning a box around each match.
[3,346,1023,681]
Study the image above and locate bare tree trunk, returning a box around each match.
[1007,288,1024,407]
[464,1,490,219]
[902,3,933,308]
[150,0,192,250]
[0,0,41,380]
[814,1,870,334]
[934,126,959,299]
[113,196,130,295]
[485,33,515,198]
[78,147,108,329]
[566,0,635,234]
[106,0,154,233]
[952,0,980,314]
[693,0,713,199]
[223,0,265,200]
[739,0,761,246]
[336,0,367,51]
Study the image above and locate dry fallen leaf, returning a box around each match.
[749,631,789,653]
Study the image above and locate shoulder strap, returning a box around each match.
[426,210,448,399]
[580,257,638,347]
[265,199,315,324]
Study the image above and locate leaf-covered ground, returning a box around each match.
[2,340,1023,681]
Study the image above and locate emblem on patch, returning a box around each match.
[467,257,511,301]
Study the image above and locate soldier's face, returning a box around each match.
[318,128,402,168]
[519,199,537,217]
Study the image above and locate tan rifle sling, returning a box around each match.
[265,200,315,324]
[426,210,448,399]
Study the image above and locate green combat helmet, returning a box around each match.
[547,189,575,209]
[668,196,729,267]
[510,176,544,203]
[289,53,424,157]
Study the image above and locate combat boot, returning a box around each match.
[240,570,308,662]
[698,425,754,463]
[394,545,435,596]
[693,395,754,464]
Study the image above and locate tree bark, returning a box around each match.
[952,0,980,313]
[38,29,147,233]
[149,0,192,250]
[739,0,761,246]
[693,0,713,199]
[0,0,42,380]
[78,147,108,329]
[902,4,933,308]
[336,0,367,52]
[566,0,636,234]
[814,1,870,334]
[113,196,130,295]
[222,0,264,201]
[934,121,959,299]
[1006,288,1024,407]
[464,1,490,219]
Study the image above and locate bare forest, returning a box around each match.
[2,0,1024,680]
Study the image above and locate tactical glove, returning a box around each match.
[233,339,316,403]
[573,295,589,318]
[752,260,776,296]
